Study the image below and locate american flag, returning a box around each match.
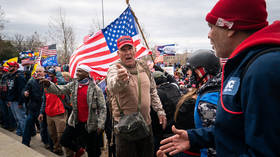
[69,6,151,78]
[40,44,57,56]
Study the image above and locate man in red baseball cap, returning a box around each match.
[158,0,280,156]
[116,36,135,68]
[107,36,167,157]
[3,66,9,72]
[0,65,17,132]
[6,61,27,136]
[7,61,19,73]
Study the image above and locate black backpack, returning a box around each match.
[153,83,181,134]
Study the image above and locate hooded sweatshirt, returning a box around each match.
[188,21,280,157]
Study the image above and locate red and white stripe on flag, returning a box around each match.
[69,31,150,78]
[40,46,57,56]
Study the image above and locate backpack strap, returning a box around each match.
[241,47,280,78]
[115,64,142,116]
[57,95,67,108]
[137,60,151,81]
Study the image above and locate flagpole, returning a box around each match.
[126,1,155,63]
[102,0,105,28]
[38,49,42,66]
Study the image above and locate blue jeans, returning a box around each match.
[22,112,38,146]
[9,101,26,136]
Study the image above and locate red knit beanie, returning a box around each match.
[206,0,268,30]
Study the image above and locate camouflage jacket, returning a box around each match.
[47,79,106,133]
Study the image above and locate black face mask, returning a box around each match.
[188,68,209,88]
[188,69,199,88]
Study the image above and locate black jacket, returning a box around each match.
[24,78,44,113]
[151,82,181,136]
[6,71,26,105]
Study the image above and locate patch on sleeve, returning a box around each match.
[223,77,240,95]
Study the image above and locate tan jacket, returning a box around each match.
[107,61,165,125]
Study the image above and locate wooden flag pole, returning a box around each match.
[126,1,155,63]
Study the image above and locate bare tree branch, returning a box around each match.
[48,8,76,64]
[12,33,25,52]
[0,6,6,40]
[25,32,44,51]
[89,16,102,34]
[11,32,44,53]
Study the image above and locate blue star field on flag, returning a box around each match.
[102,7,138,53]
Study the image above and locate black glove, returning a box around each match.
[153,65,164,72]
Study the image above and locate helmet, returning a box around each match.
[152,71,166,79]
[185,49,221,88]
[152,71,167,85]
[186,49,220,76]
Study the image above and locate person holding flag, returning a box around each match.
[107,35,167,157]
[69,6,151,79]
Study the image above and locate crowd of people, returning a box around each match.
[0,0,280,157]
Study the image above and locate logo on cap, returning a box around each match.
[117,36,133,49]
[216,18,234,29]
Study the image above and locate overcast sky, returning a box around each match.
[1,0,279,53]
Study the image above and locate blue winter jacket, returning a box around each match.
[188,21,280,157]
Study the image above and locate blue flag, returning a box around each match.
[157,44,176,55]
[42,55,58,67]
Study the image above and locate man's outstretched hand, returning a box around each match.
[116,64,129,82]
[158,125,191,156]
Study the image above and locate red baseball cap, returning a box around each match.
[3,66,9,72]
[7,61,19,68]
[117,36,134,49]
